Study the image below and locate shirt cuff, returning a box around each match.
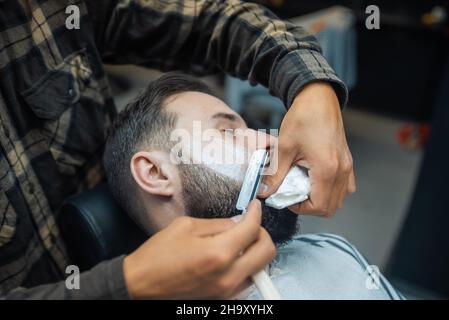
[105,255,131,300]
[270,49,348,109]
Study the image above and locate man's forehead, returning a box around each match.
[165,91,240,125]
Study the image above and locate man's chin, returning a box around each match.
[179,163,298,246]
[259,202,299,246]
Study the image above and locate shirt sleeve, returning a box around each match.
[1,256,130,300]
[84,0,348,108]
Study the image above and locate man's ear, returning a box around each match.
[130,151,177,197]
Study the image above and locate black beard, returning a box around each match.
[178,164,299,246]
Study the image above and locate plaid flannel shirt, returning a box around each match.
[0,0,347,298]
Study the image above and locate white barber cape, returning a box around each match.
[242,233,404,300]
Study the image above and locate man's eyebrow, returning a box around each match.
[211,112,241,122]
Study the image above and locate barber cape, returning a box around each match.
[241,233,404,300]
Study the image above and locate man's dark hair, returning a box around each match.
[103,73,212,225]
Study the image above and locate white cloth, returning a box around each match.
[265,166,310,209]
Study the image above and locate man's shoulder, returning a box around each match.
[283,233,366,264]
[275,233,370,276]
[268,233,404,300]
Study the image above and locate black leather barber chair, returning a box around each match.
[57,184,147,272]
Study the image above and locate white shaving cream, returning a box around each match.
[190,137,249,181]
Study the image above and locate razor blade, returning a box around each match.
[234,149,282,300]
[236,149,269,212]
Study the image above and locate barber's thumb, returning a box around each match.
[259,152,293,198]
[245,199,262,220]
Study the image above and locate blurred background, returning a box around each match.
[104,0,449,299]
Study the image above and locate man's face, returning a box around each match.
[164,91,299,245]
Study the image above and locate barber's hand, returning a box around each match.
[261,82,356,217]
[123,200,275,299]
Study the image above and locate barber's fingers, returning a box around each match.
[221,228,276,297]
[327,162,351,214]
[189,217,236,237]
[295,178,351,216]
[231,228,276,282]
[229,279,253,300]
[329,178,346,214]
[348,169,356,194]
[335,167,356,210]
[295,169,337,216]
[337,179,349,210]
[259,142,295,198]
[213,200,262,259]
[334,158,355,210]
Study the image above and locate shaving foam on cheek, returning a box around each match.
[192,138,249,181]
[265,166,311,209]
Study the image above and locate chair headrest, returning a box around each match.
[57,184,147,271]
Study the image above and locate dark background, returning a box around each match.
[258,0,449,121]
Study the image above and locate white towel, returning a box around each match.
[265,166,311,209]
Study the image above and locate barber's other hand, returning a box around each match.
[261,82,356,217]
[123,200,275,299]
